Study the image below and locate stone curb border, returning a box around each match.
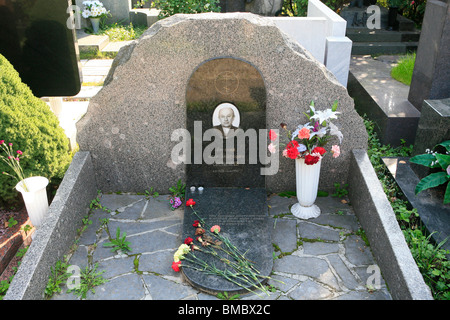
[4,152,98,300]
[348,149,433,300]
[4,150,433,300]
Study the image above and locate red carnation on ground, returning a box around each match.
[172,261,181,272]
[305,154,320,165]
[186,199,196,207]
[192,220,201,227]
[184,237,193,245]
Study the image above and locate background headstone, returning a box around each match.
[0,0,81,97]
[408,0,450,111]
[77,13,368,194]
[411,98,450,179]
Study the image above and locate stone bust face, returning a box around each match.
[218,107,235,128]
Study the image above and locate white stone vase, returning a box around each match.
[291,157,321,219]
[90,17,100,34]
[15,176,49,228]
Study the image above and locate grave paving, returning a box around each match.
[51,193,392,300]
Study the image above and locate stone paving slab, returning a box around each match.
[51,193,392,300]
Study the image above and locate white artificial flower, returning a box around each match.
[309,127,327,139]
[82,9,91,18]
[328,122,343,144]
[311,109,340,124]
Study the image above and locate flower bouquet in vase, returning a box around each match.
[269,101,343,219]
[1,140,49,228]
[81,1,110,34]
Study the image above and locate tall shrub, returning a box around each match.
[0,54,72,205]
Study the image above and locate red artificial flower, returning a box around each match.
[286,140,299,149]
[305,154,320,165]
[184,237,193,245]
[312,146,326,156]
[172,261,181,272]
[186,199,196,207]
[269,130,277,141]
[286,147,300,159]
[192,220,201,227]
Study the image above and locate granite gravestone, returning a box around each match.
[182,57,272,294]
[408,0,450,111]
[77,13,367,195]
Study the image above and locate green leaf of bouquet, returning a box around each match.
[445,183,450,205]
[409,154,437,168]
[415,172,449,195]
[435,153,450,170]
[332,100,338,112]
[436,140,450,152]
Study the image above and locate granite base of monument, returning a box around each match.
[181,187,273,294]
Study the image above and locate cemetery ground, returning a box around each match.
[1,52,448,300]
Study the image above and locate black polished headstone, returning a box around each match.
[182,187,273,294]
[186,57,266,188]
[183,57,272,294]
[408,0,450,110]
[0,0,81,97]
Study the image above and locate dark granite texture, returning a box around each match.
[383,157,450,260]
[181,187,273,294]
[186,57,266,188]
[408,0,450,111]
[0,0,81,97]
[347,71,419,147]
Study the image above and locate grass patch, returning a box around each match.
[85,22,147,41]
[99,23,147,41]
[391,53,415,86]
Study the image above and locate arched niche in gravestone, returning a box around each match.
[185,57,267,188]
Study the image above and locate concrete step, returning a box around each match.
[76,30,110,53]
[102,40,133,52]
[351,41,418,55]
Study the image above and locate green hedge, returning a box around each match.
[0,54,72,205]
